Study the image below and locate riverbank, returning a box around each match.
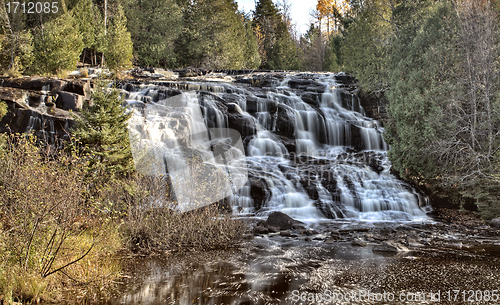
[103,211,500,305]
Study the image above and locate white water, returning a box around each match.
[121,75,428,220]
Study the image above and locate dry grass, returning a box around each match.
[0,133,250,303]
[120,175,249,253]
[0,135,123,304]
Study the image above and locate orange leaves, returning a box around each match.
[316,0,350,19]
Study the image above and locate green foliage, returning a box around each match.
[243,19,261,69]
[0,100,7,118]
[252,0,298,70]
[0,0,34,75]
[71,0,96,48]
[323,34,343,72]
[72,81,134,177]
[102,4,133,71]
[384,0,500,218]
[341,0,393,91]
[266,21,300,70]
[175,0,254,69]
[125,0,182,68]
[385,1,461,184]
[31,11,83,75]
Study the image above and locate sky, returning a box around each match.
[236,0,317,35]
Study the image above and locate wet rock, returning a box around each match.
[325,237,341,243]
[174,67,210,77]
[490,217,500,228]
[253,226,269,235]
[299,228,316,236]
[1,77,66,92]
[280,230,292,237]
[275,104,296,138]
[305,237,312,242]
[264,211,304,230]
[228,113,257,138]
[267,226,279,233]
[62,79,91,98]
[373,241,409,253]
[352,238,367,247]
[300,92,320,107]
[349,125,364,151]
[406,237,424,248]
[248,178,269,210]
[55,91,84,110]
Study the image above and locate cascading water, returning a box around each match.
[121,73,428,221]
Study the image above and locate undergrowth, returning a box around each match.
[0,133,249,303]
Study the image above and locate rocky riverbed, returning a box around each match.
[100,210,500,305]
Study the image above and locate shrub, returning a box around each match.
[0,134,122,303]
[121,175,249,253]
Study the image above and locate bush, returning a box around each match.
[0,134,122,303]
[121,175,249,253]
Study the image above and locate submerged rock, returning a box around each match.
[352,238,367,247]
[373,240,409,252]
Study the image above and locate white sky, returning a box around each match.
[236,0,317,35]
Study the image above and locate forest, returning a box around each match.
[1,0,500,215]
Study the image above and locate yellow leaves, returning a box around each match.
[316,0,350,18]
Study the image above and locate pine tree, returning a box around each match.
[0,0,34,74]
[125,0,182,68]
[175,0,250,69]
[341,0,393,91]
[31,9,83,74]
[103,4,133,71]
[253,0,299,70]
[243,19,261,69]
[72,81,134,176]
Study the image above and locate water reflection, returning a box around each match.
[101,217,500,305]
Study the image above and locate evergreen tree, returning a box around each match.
[300,24,323,71]
[125,0,182,68]
[31,9,83,74]
[72,81,134,176]
[71,0,95,49]
[243,18,261,69]
[103,4,133,71]
[341,0,393,91]
[385,1,461,186]
[0,0,34,74]
[253,0,298,70]
[323,34,342,72]
[175,0,249,69]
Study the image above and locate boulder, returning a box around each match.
[228,113,257,138]
[300,92,320,107]
[275,104,296,138]
[264,211,304,230]
[62,80,91,99]
[253,226,269,235]
[406,237,424,248]
[56,91,84,110]
[352,238,367,247]
[248,178,269,210]
[1,77,66,92]
[490,217,500,228]
[372,241,409,253]
[280,230,292,237]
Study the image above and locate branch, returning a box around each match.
[42,242,94,278]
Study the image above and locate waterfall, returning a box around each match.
[122,74,428,220]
